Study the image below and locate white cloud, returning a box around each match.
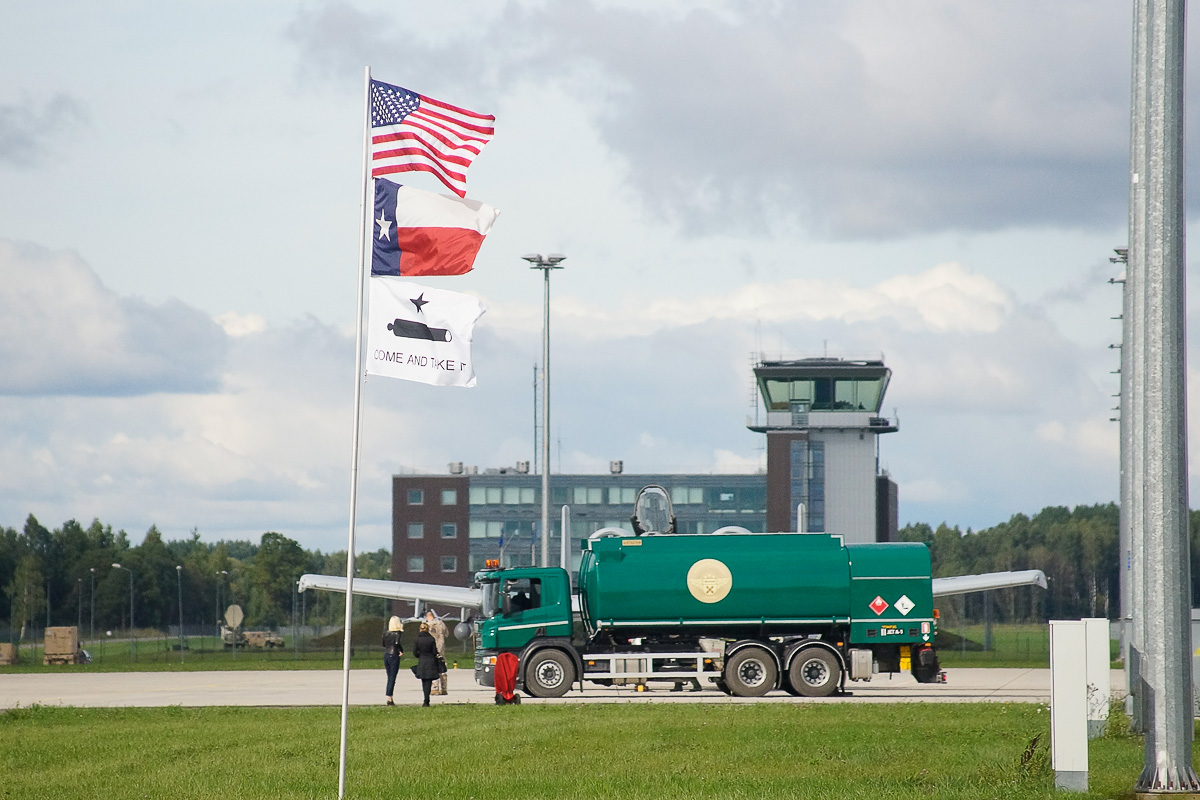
[537,262,1014,339]
[1036,420,1068,443]
[710,449,764,475]
[216,311,268,337]
[899,477,965,505]
[0,240,227,396]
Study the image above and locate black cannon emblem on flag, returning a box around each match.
[387,319,452,342]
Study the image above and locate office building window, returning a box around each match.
[469,487,485,505]
[407,523,424,539]
[520,487,536,504]
[441,488,457,505]
[486,487,502,504]
[407,556,424,573]
[573,487,604,504]
[469,521,486,538]
[441,523,457,539]
[790,440,825,531]
[408,489,423,505]
[503,487,521,504]
[671,487,704,504]
[441,556,458,573]
[609,487,636,504]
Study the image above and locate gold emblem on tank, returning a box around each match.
[686,558,733,603]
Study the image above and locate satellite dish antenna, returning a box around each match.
[224,604,244,629]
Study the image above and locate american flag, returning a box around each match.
[369,79,495,198]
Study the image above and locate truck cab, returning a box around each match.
[474,565,574,690]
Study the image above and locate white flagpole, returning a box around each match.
[337,64,373,800]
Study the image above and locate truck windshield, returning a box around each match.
[480,580,500,618]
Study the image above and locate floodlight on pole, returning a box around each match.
[88,567,95,647]
[215,570,228,628]
[176,566,185,663]
[112,563,134,660]
[522,252,566,567]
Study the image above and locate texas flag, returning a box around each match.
[371,179,499,277]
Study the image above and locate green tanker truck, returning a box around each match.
[473,486,943,699]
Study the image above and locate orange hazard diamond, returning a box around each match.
[869,595,889,615]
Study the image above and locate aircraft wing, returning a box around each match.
[931,569,1048,598]
[298,574,482,610]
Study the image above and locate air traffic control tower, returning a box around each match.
[748,357,899,543]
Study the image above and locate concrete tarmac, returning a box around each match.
[0,668,1125,709]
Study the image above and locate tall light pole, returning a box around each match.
[175,566,185,663]
[88,567,95,647]
[76,578,82,633]
[111,563,134,661]
[215,570,228,641]
[523,253,566,567]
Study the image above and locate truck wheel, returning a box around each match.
[788,648,841,698]
[723,646,777,697]
[525,649,575,698]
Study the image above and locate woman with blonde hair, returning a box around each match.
[381,615,404,706]
[411,621,440,707]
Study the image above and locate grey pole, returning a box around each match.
[523,253,566,567]
[176,566,185,663]
[112,563,134,661]
[561,504,571,572]
[88,568,95,648]
[1123,0,1149,734]
[1134,0,1197,792]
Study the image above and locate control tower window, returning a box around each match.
[761,377,885,412]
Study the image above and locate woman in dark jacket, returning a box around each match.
[412,622,440,707]
[382,616,404,706]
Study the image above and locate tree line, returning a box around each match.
[0,515,391,642]
[902,504,1200,624]
[4,503,1200,639]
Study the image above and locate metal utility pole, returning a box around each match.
[533,363,539,475]
[522,253,566,567]
[1122,0,1149,735]
[1133,0,1197,792]
[176,566,185,663]
[112,563,134,661]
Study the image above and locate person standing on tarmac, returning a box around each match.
[412,622,440,707]
[424,610,449,695]
[381,616,404,706]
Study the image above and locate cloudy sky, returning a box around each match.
[2,1,1197,552]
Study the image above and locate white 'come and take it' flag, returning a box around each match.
[366,278,486,388]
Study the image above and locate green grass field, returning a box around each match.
[0,701,1162,799]
[935,623,1122,669]
[7,622,1107,674]
[3,634,477,673]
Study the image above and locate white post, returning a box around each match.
[1084,618,1112,739]
[560,504,570,572]
[541,267,551,567]
[1050,620,1088,793]
[337,64,374,800]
